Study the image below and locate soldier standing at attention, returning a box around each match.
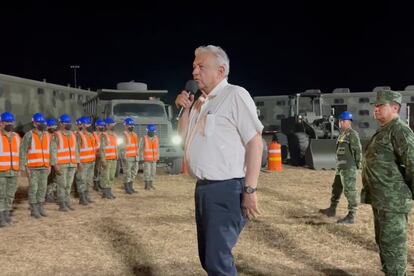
[121,118,139,194]
[45,118,58,203]
[319,111,362,224]
[0,112,21,227]
[99,117,118,199]
[93,119,105,193]
[20,113,51,219]
[75,117,96,205]
[51,114,79,212]
[362,89,414,275]
[140,124,159,190]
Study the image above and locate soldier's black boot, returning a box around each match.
[319,205,336,217]
[337,212,354,224]
[30,203,41,218]
[144,181,149,190]
[94,181,102,192]
[124,182,132,194]
[45,193,55,203]
[129,182,137,193]
[79,192,88,206]
[4,210,11,224]
[38,203,48,217]
[85,191,94,203]
[0,211,7,227]
[58,201,69,212]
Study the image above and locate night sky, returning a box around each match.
[1,2,413,103]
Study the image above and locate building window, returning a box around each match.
[255,101,264,107]
[78,95,83,101]
[276,114,285,120]
[70,93,75,100]
[359,122,370,128]
[53,90,58,97]
[314,99,320,104]
[410,96,414,102]
[59,92,66,101]
[276,100,285,106]
[37,88,44,95]
[334,98,344,104]
[359,98,370,103]
[359,110,369,116]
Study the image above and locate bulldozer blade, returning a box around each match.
[305,139,336,170]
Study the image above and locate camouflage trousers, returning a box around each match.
[143,162,157,181]
[93,156,101,183]
[28,169,49,204]
[56,167,77,204]
[0,176,17,212]
[330,168,358,213]
[373,208,408,276]
[123,158,139,184]
[75,162,95,193]
[100,160,117,189]
[46,166,57,199]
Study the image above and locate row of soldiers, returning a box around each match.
[0,112,160,226]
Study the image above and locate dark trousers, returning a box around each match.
[195,178,247,276]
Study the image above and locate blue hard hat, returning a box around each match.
[76,118,83,126]
[59,114,72,124]
[339,111,353,121]
[83,116,92,125]
[32,113,46,124]
[124,118,135,126]
[46,118,57,127]
[105,117,115,125]
[1,112,15,123]
[95,119,105,127]
[147,124,157,132]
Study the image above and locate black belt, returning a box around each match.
[197,177,244,186]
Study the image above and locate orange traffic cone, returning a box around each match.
[268,142,282,172]
[182,158,189,175]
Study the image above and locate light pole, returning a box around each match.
[70,65,80,87]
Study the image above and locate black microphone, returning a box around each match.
[176,80,199,120]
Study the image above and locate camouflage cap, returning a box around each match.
[374,89,402,105]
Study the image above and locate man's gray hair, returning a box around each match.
[195,45,230,77]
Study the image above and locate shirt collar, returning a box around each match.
[207,78,228,98]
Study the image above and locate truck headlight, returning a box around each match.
[117,137,124,146]
[172,135,182,145]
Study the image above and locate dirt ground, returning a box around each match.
[1,166,413,276]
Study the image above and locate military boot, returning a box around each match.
[58,201,69,212]
[0,211,7,227]
[319,205,336,217]
[85,191,94,203]
[129,182,137,193]
[144,181,149,190]
[45,193,55,203]
[38,203,48,217]
[108,188,116,199]
[66,200,75,211]
[124,182,132,194]
[102,188,109,199]
[4,210,11,224]
[30,203,41,219]
[94,180,102,192]
[79,192,88,206]
[337,212,354,224]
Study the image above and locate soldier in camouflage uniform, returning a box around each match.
[45,118,58,203]
[20,113,51,219]
[140,124,159,190]
[93,119,105,192]
[51,114,80,212]
[320,111,362,224]
[361,89,414,275]
[99,117,118,199]
[121,118,139,194]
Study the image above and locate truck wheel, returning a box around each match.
[287,132,309,166]
[170,158,183,175]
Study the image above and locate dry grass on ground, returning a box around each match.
[1,166,413,275]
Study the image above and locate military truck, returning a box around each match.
[255,86,412,170]
[0,72,96,135]
[83,81,184,174]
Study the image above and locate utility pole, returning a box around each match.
[70,65,80,87]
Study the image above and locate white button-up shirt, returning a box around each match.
[185,79,263,180]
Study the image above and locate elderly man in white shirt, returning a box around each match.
[176,45,263,276]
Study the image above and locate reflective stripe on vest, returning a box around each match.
[56,131,77,165]
[27,131,50,168]
[78,131,96,163]
[124,131,139,158]
[102,132,117,160]
[93,132,101,155]
[0,132,20,171]
[143,135,159,162]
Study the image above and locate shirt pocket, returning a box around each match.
[204,113,215,137]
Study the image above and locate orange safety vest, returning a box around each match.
[102,132,117,160]
[27,131,50,168]
[93,132,101,155]
[124,131,139,158]
[143,135,159,162]
[56,131,77,165]
[0,132,20,171]
[78,131,96,163]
